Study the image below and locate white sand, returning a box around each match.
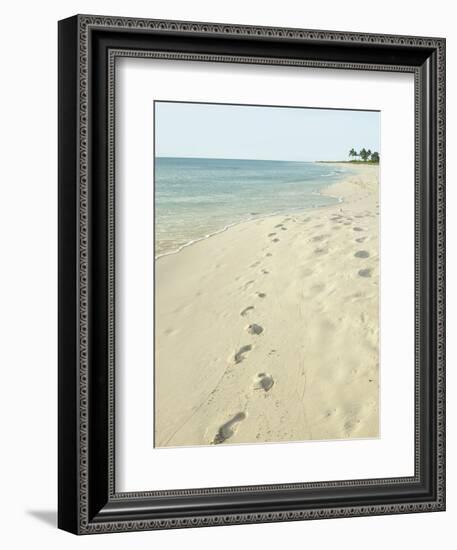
[155,163,379,447]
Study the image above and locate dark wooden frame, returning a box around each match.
[58,14,446,534]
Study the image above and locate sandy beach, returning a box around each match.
[154,163,379,447]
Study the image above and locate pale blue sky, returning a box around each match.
[155,101,380,162]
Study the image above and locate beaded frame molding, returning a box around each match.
[58,14,445,534]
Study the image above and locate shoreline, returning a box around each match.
[155,165,351,260]
[155,163,380,448]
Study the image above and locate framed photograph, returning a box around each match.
[58,14,446,534]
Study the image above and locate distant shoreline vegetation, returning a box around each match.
[349,148,379,163]
[316,148,380,165]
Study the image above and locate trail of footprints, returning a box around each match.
[212,211,374,444]
[320,212,374,277]
[212,219,292,444]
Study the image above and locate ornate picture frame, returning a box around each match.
[58,14,445,534]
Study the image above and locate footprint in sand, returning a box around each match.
[234,345,252,364]
[250,260,261,268]
[255,373,274,392]
[312,234,328,242]
[240,306,254,316]
[272,238,280,243]
[281,227,287,231]
[213,412,247,444]
[353,227,364,232]
[344,417,360,436]
[261,269,269,275]
[355,237,366,243]
[275,223,283,228]
[247,323,263,335]
[358,268,372,278]
[241,280,255,290]
[268,233,276,237]
[265,252,273,257]
[302,217,311,223]
[354,250,370,258]
[256,292,267,298]
[314,247,328,255]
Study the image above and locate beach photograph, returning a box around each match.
[154,101,380,448]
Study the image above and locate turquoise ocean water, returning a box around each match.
[155,157,350,257]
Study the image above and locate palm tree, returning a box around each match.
[366,149,372,160]
[359,148,368,162]
[349,148,357,161]
[371,151,380,163]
